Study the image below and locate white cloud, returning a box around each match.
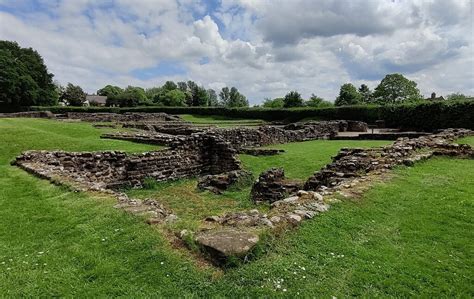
[0,0,472,104]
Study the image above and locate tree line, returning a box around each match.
[0,40,471,110]
[56,81,249,108]
[262,73,471,109]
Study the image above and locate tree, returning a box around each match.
[305,94,333,108]
[186,81,202,106]
[262,97,284,108]
[108,86,148,107]
[162,81,177,91]
[177,81,188,92]
[358,84,372,103]
[165,89,186,106]
[219,87,248,107]
[335,83,362,106]
[145,87,163,100]
[193,86,209,106]
[207,89,219,106]
[60,83,86,106]
[446,93,470,101]
[372,73,421,104]
[153,89,186,106]
[97,85,123,97]
[0,40,57,108]
[283,91,303,108]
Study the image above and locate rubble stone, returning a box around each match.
[250,168,303,203]
[195,229,260,264]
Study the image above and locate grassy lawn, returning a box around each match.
[179,114,265,127]
[0,118,473,297]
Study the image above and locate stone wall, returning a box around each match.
[61,112,184,123]
[14,133,241,191]
[0,111,56,119]
[304,128,474,191]
[102,120,367,150]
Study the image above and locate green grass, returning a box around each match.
[240,140,390,179]
[126,139,391,231]
[0,118,473,297]
[458,136,474,146]
[179,114,265,127]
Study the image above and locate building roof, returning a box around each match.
[86,95,107,104]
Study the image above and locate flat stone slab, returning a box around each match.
[195,229,259,263]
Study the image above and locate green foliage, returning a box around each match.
[154,89,187,106]
[335,83,362,106]
[97,85,123,97]
[60,83,86,106]
[219,87,248,107]
[143,177,159,189]
[446,93,470,101]
[358,84,372,103]
[207,89,219,106]
[107,86,149,107]
[162,81,177,91]
[262,97,284,108]
[372,73,422,104]
[0,40,57,109]
[31,100,474,131]
[305,94,333,108]
[283,91,303,108]
[145,87,163,100]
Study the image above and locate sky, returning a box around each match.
[0,0,473,105]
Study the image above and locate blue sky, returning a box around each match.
[0,0,472,104]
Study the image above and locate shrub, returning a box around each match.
[28,100,474,131]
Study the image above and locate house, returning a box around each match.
[425,92,445,101]
[85,95,107,106]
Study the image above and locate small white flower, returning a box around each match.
[160,262,164,265]
[283,289,287,292]
[38,252,44,255]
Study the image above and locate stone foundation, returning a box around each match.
[250,168,303,203]
[197,170,253,194]
[195,129,473,264]
[60,112,184,123]
[13,132,241,191]
[102,120,367,150]
[0,111,56,119]
[304,128,474,191]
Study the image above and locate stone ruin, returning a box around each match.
[101,120,368,152]
[58,112,184,123]
[194,128,473,265]
[9,110,474,266]
[14,132,240,191]
[0,111,56,119]
[250,168,303,203]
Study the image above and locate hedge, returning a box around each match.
[23,100,474,131]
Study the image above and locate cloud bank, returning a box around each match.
[0,0,472,104]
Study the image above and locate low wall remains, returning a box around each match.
[304,128,474,191]
[102,120,368,149]
[60,112,184,123]
[0,111,56,119]
[13,133,240,191]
